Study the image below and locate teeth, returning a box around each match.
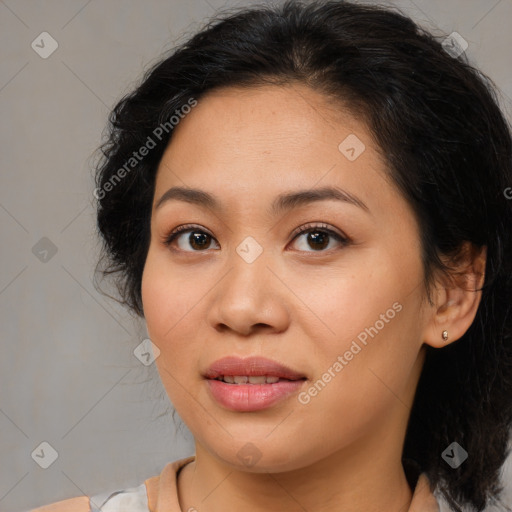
[248,376,267,384]
[218,375,282,384]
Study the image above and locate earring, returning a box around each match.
[442,330,449,341]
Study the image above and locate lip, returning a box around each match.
[204,356,307,412]
[204,356,306,381]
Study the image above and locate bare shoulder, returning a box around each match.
[30,495,90,512]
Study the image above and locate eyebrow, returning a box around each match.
[154,185,370,216]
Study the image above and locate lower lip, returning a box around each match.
[206,379,306,411]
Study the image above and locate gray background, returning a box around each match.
[1,1,511,511]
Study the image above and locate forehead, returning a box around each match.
[153,83,394,215]
[164,83,369,157]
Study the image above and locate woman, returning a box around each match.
[32,1,512,511]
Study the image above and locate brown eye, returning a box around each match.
[163,222,349,253]
[290,223,349,252]
[164,225,220,252]
[299,230,330,250]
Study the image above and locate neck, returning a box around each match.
[177,434,413,512]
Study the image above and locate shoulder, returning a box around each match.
[29,495,90,512]
[29,483,150,512]
[28,456,196,512]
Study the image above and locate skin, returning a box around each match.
[141,83,486,512]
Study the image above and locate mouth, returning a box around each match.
[204,355,306,381]
[203,356,307,412]
[211,375,304,384]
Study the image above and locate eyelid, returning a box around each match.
[162,221,350,253]
[161,223,217,247]
[289,222,348,241]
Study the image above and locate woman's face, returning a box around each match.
[141,83,433,472]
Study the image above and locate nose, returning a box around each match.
[205,244,290,337]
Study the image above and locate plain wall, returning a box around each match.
[1,1,511,511]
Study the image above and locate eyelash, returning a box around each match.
[162,222,350,253]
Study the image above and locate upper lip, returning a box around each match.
[204,356,306,380]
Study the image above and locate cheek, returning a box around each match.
[295,260,423,411]
[292,323,416,460]
[289,258,397,356]
[141,249,200,351]
[141,247,217,389]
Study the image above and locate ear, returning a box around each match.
[422,242,487,348]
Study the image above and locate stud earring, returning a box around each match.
[442,330,449,341]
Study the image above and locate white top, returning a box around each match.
[88,484,149,512]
